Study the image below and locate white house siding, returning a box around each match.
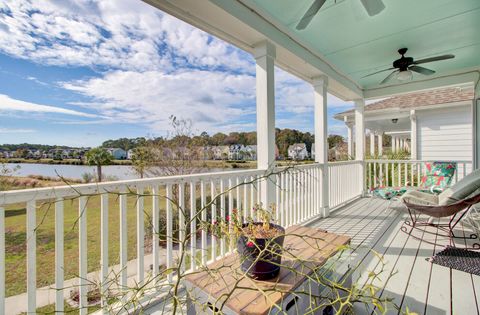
[417,104,473,180]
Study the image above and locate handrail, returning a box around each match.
[366,159,472,164]
[0,168,265,204]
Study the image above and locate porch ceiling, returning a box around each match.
[247,0,480,90]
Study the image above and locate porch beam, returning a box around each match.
[254,41,276,206]
[364,71,479,100]
[313,76,329,217]
[207,0,363,99]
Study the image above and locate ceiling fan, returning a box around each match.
[362,48,455,85]
[296,0,385,30]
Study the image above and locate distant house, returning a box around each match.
[212,146,229,160]
[106,148,127,160]
[288,143,308,160]
[244,145,257,160]
[228,144,246,160]
[197,146,213,160]
[127,149,135,160]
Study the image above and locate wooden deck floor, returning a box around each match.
[308,197,480,315]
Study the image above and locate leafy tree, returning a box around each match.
[130,146,153,178]
[211,132,227,145]
[327,134,344,149]
[85,148,113,182]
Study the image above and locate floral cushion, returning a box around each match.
[372,186,408,200]
[420,162,457,191]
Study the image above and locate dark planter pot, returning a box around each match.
[237,222,285,280]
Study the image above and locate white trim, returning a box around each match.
[364,70,480,100]
[339,100,473,122]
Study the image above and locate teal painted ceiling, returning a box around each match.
[249,0,480,89]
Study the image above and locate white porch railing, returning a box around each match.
[365,159,473,191]
[328,161,364,209]
[0,162,365,313]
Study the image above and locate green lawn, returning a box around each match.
[5,193,158,297]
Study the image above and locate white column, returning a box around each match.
[474,86,480,169]
[369,131,375,156]
[254,41,276,206]
[346,122,354,157]
[377,133,383,156]
[355,99,365,195]
[314,76,329,217]
[355,100,365,160]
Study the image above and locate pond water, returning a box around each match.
[5,163,228,181]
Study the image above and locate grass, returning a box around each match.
[22,301,101,315]
[4,193,159,297]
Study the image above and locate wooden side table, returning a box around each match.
[185,225,351,315]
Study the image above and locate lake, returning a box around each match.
[6,163,228,181]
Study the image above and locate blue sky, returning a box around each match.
[0,0,353,147]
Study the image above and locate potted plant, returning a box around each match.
[212,204,285,280]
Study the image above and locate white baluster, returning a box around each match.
[137,186,145,284]
[210,181,217,262]
[26,200,36,313]
[78,196,87,315]
[200,181,207,266]
[228,178,234,252]
[178,183,185,272]
[152,186,160,283]
[219,179,226,257]
[100,194,109,312]
[55,198,64,313]
[190,181,197,270]
[119,189,128,289]
[166,184,173,282]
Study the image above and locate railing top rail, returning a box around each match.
[0,163,328,205]
[366,159,472,164]
[0,168,266,205]
[328,160,362,166]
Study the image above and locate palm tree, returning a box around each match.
[85,148,113,182]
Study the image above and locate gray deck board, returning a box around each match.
[146,197,479,314]
[309,198,479,315]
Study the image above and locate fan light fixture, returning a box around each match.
[396,70,413,82]
[391,118,398,124]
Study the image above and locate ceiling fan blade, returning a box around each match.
[413,54,455,65]
[361,67,395,78]
[296,0,327,30]
[380,70,398,85]
[360,0,385,16]
[409,65,435,75]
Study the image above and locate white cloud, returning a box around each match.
[0,128,35,133]
[0,0,350,137]
[61,69,256,132]
[0,94,97,118]
[0,0,253,73]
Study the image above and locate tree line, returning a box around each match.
[100,129,345,158]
